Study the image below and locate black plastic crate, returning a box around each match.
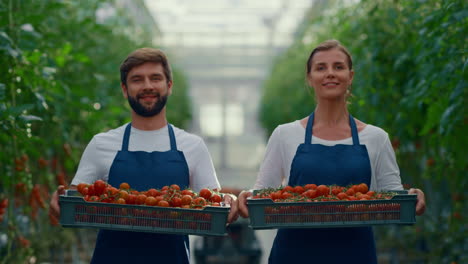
[59,190,230,236]
[247,190,416,229]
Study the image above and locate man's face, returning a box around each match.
[122,62,172,117]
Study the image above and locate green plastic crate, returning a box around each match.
[247,190,416,229]
[59,190,230,236]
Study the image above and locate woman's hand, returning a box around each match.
[223,193,239,224]
[409,188,426,216]
[238,190,252,218]
[48,185,66,225]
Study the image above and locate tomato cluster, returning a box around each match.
[253,183,395,202]
[75,180,223,209]
[0,198,8,222]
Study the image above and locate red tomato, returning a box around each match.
[281,192,293,200]
[118,190,129,200]
[193,197,207,207]
[170,184,181,191]
[282,186,294,193]
[199,188,212,200]
[158,200,170,207]
[171,197,182,207]
[360,194,371,200]
[154,195,164,204]
[337,192,348,200]
[181,195,193,206]
[293,186,305,194]
[0,199,8,208]
[77,183,88,195]
[80,187,89,196]
[126,194,137,204]
[145,196,158,206]
[181,189,195,197]
[304,189,318,199]
[304,184,317,190]
[316,185,330,196]
[357,183,369,194]
[346,188,355,196]
[210,194,222,203]
[93,180,107,195]
[87,184,95,196]
[146,188,160,197]
[107,187,119,196]
[331,186,342,196]
[119,182,130,190]
[136,194,147,205]
[270,191,282,201]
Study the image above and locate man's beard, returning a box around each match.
[127,91,168,117]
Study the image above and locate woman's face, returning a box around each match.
[307,48,354,102]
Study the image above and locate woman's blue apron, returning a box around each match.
[268,112,377,263]
[90,123,190,264]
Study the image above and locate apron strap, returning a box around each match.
[349,114,360,146]
[167,123,177,151]
[121,123,132,151]
[304,112,315,145]
[305,112,360,145]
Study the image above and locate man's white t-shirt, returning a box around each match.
[253,120,403,192]
[71,123,220,192]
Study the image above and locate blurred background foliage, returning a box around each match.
[0,0,466,263]
[260,0,467,263]
[0,0,190,263]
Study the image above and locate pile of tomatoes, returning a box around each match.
[75,180,223,209]
[252,183,396,202]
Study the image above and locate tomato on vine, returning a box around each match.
[210,194,222,203]
[93,180,106,195]
[199,188,212,200]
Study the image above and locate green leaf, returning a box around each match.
[0,83,5,100]
[18,114,43,122]
[449,80,466,102]
[439,101,461,134]
[8,104,35,116]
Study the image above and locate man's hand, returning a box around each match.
[48,185,66,226]
[222,193,239,224]
[409,188,426,216]
[238,191,252,218]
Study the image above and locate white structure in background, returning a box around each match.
[97,0,162,45]
[145,0,314,177]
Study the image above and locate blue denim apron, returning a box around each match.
[90,123,190,264]
[268,112,377,263]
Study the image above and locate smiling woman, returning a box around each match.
[306,40,354,104]
[238,39,426,263]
